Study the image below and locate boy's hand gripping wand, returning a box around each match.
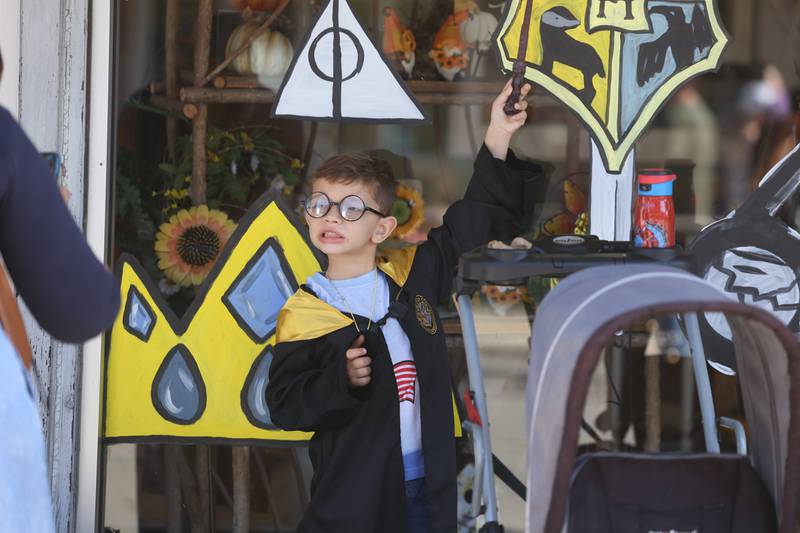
[503,0,535,116]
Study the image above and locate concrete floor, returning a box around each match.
[470,299,612,533]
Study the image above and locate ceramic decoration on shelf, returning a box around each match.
[390,182,425,241]
[429,9,470,81]
[225,21,294,91]
[482,284,525,317]
[383,7,416,78]
[460,1,498,54]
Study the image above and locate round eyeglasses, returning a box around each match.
[303,192,388,221]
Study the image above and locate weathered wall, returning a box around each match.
[17,0,90,531]
[0,0,21,115]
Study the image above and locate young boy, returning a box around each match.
[267,81,542,533]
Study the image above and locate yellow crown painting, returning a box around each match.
[105,191,321,444]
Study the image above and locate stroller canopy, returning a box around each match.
[525,265,800,532]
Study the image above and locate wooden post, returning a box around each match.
[433,106,456,202]
[191,0,213,206]
[589,140,635,240]
[188,3,214,532]
[232,447,251,533]
[196,446,212,530]
[302,122,319,180]
[175,446,209,532]
[372,0,381,44]
[190,103,208,208]
[165,0,180,159]
[644,356,661,452]
[165,445,184,533]
[183,103,199,119]
[253,449,284,532]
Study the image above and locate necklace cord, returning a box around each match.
[328,269,379,333]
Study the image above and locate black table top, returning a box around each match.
[456,235,693,293]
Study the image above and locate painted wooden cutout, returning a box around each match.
[105,190,322,444]
[271,0,427,123]
[495,0,727,239]
[494,0,728,172]
[689,144,800,372]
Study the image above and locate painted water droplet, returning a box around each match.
[152,345,206,424]
[124,286,155,340]
[241,349,276,429]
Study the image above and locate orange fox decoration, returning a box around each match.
[429,9,470,81]
[383,7,417,78]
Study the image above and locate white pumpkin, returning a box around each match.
[460,10,498,52]
[225,22,294,90]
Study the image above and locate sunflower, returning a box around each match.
[391,184,425,240]
[155,205,236,287]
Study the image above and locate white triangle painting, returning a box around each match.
[271,0,427,123]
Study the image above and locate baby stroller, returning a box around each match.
[525,264,800,532]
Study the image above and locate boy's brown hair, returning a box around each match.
[312,153,396,214]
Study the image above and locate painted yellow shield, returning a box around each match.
[496,0,728,171]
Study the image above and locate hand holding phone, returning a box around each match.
[40,152,61,181]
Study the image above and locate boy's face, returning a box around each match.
[305,177,397,257]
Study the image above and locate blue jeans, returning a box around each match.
[405,477,430,533]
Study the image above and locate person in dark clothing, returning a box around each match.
[267,80,543,533]
[0,107,119,341]
[0,48,120,531]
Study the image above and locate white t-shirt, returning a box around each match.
[307,269,425,480]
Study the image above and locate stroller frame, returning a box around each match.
[455,250,721,531]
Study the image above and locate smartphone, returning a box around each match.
[40,152,62,181]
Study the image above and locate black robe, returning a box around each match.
[267,145,544,532]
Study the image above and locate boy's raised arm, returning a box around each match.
[484,80,532,160]
[422,80,546,303]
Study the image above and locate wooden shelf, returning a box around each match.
[211,73,505,95]
[181,86,276,104]
[181,86,501,106]
[151,80,575,124]
[175,79,571,115]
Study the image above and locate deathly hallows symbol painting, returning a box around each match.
[495,0,728,172]
[271,0,427,123]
